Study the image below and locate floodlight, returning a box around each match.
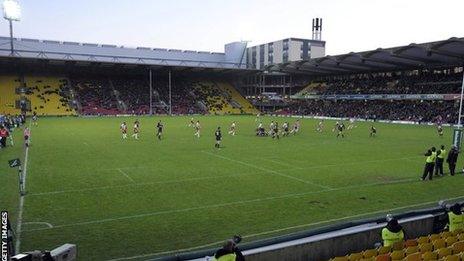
[3,0,21,21]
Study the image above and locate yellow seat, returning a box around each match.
[348,252,363,260]
[404,252,421,261]
[332,256,349,261]
[429,234,440,241]
[422,251,438,260]
[446,236,458,246]
[451,228,463,236]
[452,241,464,254]
[457,233,464,242]
[405,246,418,255]
[443,254,460,261]
[441,231,452,238]
[390,250,404,260]
[378,246,392,255]
[404,239,418,247]
[391,241,404,251]
[359,258,375,261]
[419,242,433,253]
[363,249,378,258]
[375,254,390,261]
[435,247,452,258]
[417,236,429,244]
[433,239,446,250]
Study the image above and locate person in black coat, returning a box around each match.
[447,146,459,176]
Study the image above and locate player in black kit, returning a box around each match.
[215,127,222,148]
[337,122,345,138]
[370,125,377,137]
[156,120,163,140]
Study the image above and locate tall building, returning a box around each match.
[246,38,326,70]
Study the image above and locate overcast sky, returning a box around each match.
[0,0,463,55]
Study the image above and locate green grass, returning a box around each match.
[1,115,464,260]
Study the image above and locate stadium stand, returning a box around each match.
[329,229,464,261]
[72,77,122,115]
[0,75,21,115]
[23,76,75,116]
[285,99,456,123]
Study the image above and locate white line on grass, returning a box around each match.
[202,151,332,189]
[286,156,423,171]
[28,173,255,196]
[22,178,417,232]
[260,158,295,168]
[105,194,464,261]
[15,120,31,253]
[117,168,135,183]
[22,222,54,228]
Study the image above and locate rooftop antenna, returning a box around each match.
[312,18,322,41]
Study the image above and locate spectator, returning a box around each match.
[381,216,405,247]
[212,239,245,261]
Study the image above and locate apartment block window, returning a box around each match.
[283,40,289,51]
[268,43,274,53]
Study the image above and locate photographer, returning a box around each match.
[213,236,245,261]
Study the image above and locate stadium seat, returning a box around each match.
[435,247,452,258]
[417,236,429,244]
[419,243,433,253]
[441,231,452,238]
[451,229,463,236]
[332,256,349,261]
[375,254,390,261]
[432,239,446,250]
[363,249,378,258]
[443,254,460,261]
[429,234,440,241]
[378,246,392,255]
[452,241,464,253]
[391,241,404,251]
[348,252,363,260]
[405,246,418,255]
[446,236,458,246]
[421,251,438,260]
[404,239,418,247]
[389,250,404,260]
[404,252,421,261]
[457,233,464,242]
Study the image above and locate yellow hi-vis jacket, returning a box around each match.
[213,253,236,261]
[426,152,437,163]
[438,149,446,159]
[448,212,464,232]
[382,227,404,247]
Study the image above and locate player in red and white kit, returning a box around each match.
[120,122,128,139]
[132,120,140,140]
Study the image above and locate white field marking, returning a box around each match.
[260,157,295,168]
[117,168,135,183]
[27,172,256,197]
[202,151,332,190]
[106,194,464,261]
[15,120,32,252]
[284,156,423,172]
[22,178,416,232]
[22,222,53,228]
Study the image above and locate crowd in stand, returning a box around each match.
[71,76,206,115]
[284,100,457,123]
[0,114,26,148]
[316,70,462,95]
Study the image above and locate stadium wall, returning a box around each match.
[152,203,456,261]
